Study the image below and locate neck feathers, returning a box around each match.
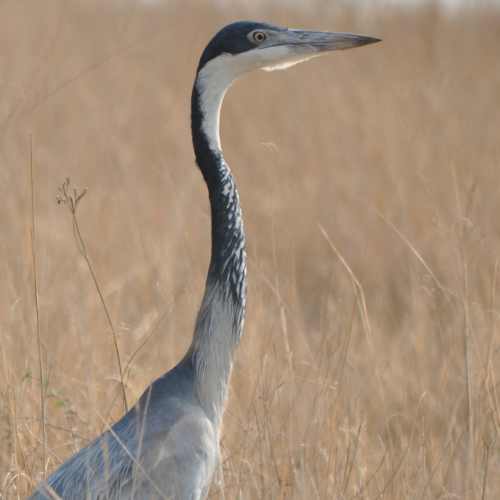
[188,58,247,423]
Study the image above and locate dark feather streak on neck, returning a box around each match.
[191,78,247,306]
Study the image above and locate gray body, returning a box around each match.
[29,21,379,500]
[31,278,238,499]
[32,360,217,499]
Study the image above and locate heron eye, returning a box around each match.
[251,31,267,44]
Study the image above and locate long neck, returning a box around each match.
[186,64,247,424]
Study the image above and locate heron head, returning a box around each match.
[197,21,381,77]
[193,21,380,152]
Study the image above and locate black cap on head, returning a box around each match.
[197,21,281,71]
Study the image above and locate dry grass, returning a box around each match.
[1,0,499,498]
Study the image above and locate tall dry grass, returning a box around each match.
[1,0,499,498]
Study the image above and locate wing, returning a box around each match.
[29,414,137,500]
[29,361,217,500]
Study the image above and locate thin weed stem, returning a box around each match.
[57,178,128,413]
[29,135,46,478]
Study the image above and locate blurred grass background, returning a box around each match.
[1,0,499,498]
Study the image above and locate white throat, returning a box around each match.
[195,54,237,153]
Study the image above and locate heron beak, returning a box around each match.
[286,30,381,52]
[252,28,381,73]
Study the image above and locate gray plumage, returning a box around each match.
[29,21,379,500]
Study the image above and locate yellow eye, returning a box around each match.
[251,31,267,44]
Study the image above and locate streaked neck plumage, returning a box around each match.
[188,55,247,424]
